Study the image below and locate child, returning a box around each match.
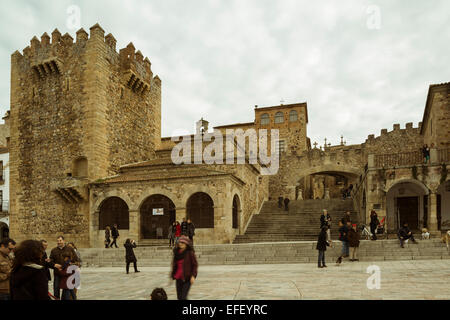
[59,252,77,300]
[316,226,330,268]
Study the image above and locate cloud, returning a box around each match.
[0,0,449,147]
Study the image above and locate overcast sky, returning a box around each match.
[0,0,449,146]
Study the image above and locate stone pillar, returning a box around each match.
[324,189,330,200]
[129,209,139,241]
[298,189,303,200]
[428,193,438,231]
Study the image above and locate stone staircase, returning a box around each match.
[78,239,450,267]
[234,199,358,243]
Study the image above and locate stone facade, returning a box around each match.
[6,25,450,247]
[9,25,160,247]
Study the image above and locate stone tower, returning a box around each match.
[9,24,161,246]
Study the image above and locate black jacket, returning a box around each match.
[10,264,49,300]
[339,226,348,242]
[320,214,331,228]
[316,230,330,251]
[370,214,379,226]
[111,227,119,238]
[124,242,137,263]
[187,223,196,237]
[398,226,411,239]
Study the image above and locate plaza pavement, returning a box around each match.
[71,259,450,300]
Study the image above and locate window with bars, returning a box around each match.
[277,140,286,155]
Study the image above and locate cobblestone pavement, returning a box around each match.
[70,260,450,300]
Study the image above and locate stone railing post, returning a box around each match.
[430,148,438,165]
[368,154,375,168]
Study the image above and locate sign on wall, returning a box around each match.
[152,208,164,216]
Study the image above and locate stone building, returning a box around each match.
[7,24,450,247]
[0,112,10,241]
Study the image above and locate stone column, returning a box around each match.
[368,154,375,168]
[428,193,438,231]
[129,209,139,241]
[324,189,330,200]
[430,148,438,165]
[298,189,303,200]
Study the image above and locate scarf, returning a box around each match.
[174,248,188,261]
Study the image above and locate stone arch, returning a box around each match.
[135,187,181,212]
[437,180,450,230]
[186,192,215,228]
[0,220,9,241]
[139,194,176,239]
[293,164,362,182]
[98,196,130,230]
[385,178,429,195]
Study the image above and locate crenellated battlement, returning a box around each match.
[365,122,422,143]
[12,23,160,93]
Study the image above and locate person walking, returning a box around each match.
[0,238,16,300]
[49,236,78,299]
[369,210,379,241]
[284,197,290,212]
[347,224,361,262]
[316,226,330,268]
[338,220,349,260]
[111,224,120,248]
[341,211,352,225]
[105,226,111,248]
[187,219,196,245]
[124,239,140,274]
[170,236,198,300]
[168,222,176,248]
[181,218,188,236]
[9,240,49,300]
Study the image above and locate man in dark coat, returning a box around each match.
[40,240,60,282]
[49,236,78,299]
[278,196,283,208]
[398,223,418,248]
[124,239,140,274]
[111,224,120,248]
[181,218,188,236]
[347,224,360,261]
[284,198,290,211]
[316,226,330,268]
[341,211,352,225]
[338,221,349,259]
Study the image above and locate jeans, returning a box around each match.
[53,274,61,299]
[111,237,118,248]
[61,289,77,300]
[350,247,358,260]
[0,293,10,300]
[176,279,191,300]
[318,250,326,267]
[341,241,349,257]
[169,236,175,247]
[126,261,138,273]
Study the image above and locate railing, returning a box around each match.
[438,148,450,163]
[374,151,422,168]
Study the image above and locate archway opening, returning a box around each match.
[297,171,358,200]
[0,222,9,241]
[187,192,214,228]
[386,181,428,232]
[140,194,176,239]
[99,197,129,230]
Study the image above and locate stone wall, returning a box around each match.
[9,25,160,247]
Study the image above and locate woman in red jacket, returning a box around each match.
[170,235,198,300]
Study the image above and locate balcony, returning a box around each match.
[50,177,89,203]
[371,148,450,169]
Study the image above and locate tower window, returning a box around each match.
[275,112,284,124]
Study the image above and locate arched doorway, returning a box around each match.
[297,171,359,200]
[386,180,428,232]
[437,180,450,230]
[140,194,176,239]
[186,192,214,228]
[232,195,240,229]
[0,222,9,241]
[99,197,129,230]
